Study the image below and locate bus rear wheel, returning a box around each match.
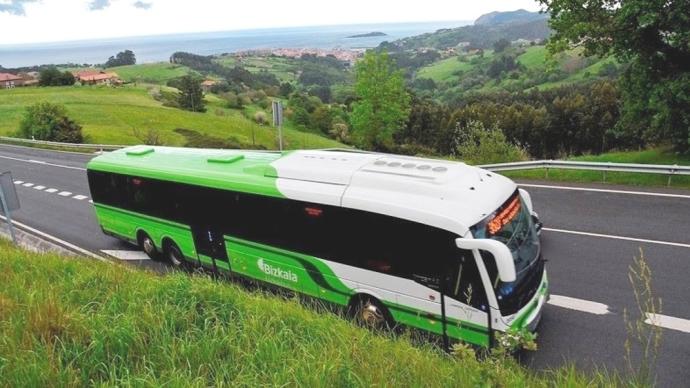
[349,296,393,330]
[163,240,185,269]
[138,232,160,261]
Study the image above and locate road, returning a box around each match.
[2,144,689,386]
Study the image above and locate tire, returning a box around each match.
[349,296,393,331]
[138,232,160,261]
[164,240,185,269]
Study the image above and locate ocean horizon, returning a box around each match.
[0,21,469,68]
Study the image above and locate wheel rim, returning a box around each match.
[143,237,155,255]
[169,247,183,267]
[360,301,385,327]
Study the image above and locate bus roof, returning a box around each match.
[88,146,517,235]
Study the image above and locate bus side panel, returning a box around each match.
[225,237,352,306]
[93,203,196,260]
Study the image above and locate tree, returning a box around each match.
[351,51,411,150]
[455,121,527,164]
[19,102,83,143]
[105,50,136,67]
[493,39,511,53]
[279,82,295,97]
[176,75,206,112]
[540,0,690,152]
[39,67,75,86]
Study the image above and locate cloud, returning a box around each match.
[132,1,151,10]
[0,0,39,16]
[89,0,110,11]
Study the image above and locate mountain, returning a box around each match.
[474,9,548,26]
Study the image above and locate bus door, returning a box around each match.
[192,225,230,271]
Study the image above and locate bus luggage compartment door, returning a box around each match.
[192,225,229,271]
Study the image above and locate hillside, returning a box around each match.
[383,11,550,51]
[475,9,549,26]
[0,86,343,149]
[0,240,615,386]
[109,63,199,84]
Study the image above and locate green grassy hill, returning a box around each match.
[109,63,199,84]
[0,240,617,386]
[214,55,298,83]
[0,86,343,149]
[416,56,475,83]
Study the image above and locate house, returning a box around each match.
[74,70,121,85]
[18,72,39,87]
[201,79,217,93]
[0,72,23,89]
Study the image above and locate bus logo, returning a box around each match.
[258,258,298,282]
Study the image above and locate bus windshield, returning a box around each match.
[472,191,542,316]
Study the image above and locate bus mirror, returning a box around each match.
[455,238,516,283]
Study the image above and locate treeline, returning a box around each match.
[396,81,621,158]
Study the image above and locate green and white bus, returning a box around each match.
[87,146,548,348]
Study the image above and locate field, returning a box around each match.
[0,86,343,149]
[502,148,690,188]
[0,240,619,386]
[109,63,199,83]
[214,55,298,82]
[416,56,474,83]
[516,45,547,67]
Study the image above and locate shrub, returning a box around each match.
[18,102,83,143]
[454,121,527,164]
[254,111,268,125]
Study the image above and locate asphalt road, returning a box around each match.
[2,144,689,386]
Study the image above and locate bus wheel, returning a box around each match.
[163,240,185,269]
[349,296,392,330]
[138,232,160,261]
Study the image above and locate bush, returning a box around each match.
[455,121,527,164]
[18,102,83,143]
[254,111,268,125]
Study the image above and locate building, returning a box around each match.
[74,70,121,85]
[0,73,23,89]
[19,72,39,87]
[201,79,217,93]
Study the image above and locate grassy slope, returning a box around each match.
[109,63,198,83]
[0,86,343,149]
[516,45,547,67]
[503,148,690,188]
[416,57,473,83]
[0,241,616,386]
[214,56,298,83]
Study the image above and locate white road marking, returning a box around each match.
[58,191,73,197]
[0,214,109,263]
[33,185,46,190]
[72,195,88,200]
[519,183,690,200]
[548,294,611,315]
[45,188,58,193]
[13,180,23,184]
[101,250,150,261]
[543,227,690,249]
[645,313,690,334]
[0,154,87,171]
[22,183,34,187]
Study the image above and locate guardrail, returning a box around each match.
[0,136,125,152]
[479,160,690,186]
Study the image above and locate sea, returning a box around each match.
[0,21,469,69]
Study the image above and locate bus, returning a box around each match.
[87,146,548,348]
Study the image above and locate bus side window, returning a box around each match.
[447,252,488,311]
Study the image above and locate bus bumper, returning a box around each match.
[524,271,549,333]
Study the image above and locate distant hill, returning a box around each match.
[474,9,548,26]
[380,11,550,51]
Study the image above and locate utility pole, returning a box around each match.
[272,100,284,151]
[0,172,20,244]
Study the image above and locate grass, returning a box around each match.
[0,240,621,386]
[417,56,473,83]
[503,148,690,189]
[109,63,199,84]
[0,86,344,150]
[516,46,547,68]
[215,55,298,83]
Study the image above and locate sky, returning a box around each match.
[0,0,542,45]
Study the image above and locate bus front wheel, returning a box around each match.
[138,232,160,261]
[349,295,393,330]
